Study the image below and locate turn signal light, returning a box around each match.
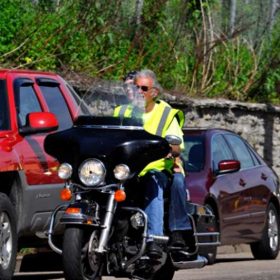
[65,207,81,214]
[114,189,126,202]
[60,188,72,201]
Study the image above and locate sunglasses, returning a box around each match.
[136,85,153,92]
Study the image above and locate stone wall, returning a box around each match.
[165,94,280,177]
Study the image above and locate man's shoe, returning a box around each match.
[184,229,196,252]
[170,231,186,248]
[146,242,163,259]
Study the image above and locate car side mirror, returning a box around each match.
[19,112,59,135]
[217,160,240,174]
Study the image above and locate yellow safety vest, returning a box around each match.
[140,100,185,176]
[113,105,133,118]
[143,100,184,134]
[113,104,143,119]
[113,100,185,176]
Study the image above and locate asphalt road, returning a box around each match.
[12,251,280,280]
[175,252,280,280]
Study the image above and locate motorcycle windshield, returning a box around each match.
[44,80,170,178]
[74,81,145,128]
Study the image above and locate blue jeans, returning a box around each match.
[143,171,192,238]
[169,173,192,231]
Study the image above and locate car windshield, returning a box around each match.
[182,135,205,172]
[74,80,145,128]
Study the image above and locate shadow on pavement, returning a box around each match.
[216,257,254,263]
[17,251,63,272]
[13,251,64,279]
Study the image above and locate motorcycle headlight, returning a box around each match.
[113,164,130,181]
[58,163,72,180]
[78,159,106,186]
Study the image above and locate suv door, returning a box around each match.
[10,74,77,233]
[13,76,74,185]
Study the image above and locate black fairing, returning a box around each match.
[44,124,170,182]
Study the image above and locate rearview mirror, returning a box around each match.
[19,112,59,135]
[218,160,240,174]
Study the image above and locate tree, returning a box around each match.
[229,0,237,37]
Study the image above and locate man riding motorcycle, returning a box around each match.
[45,76,219,280]
[115,69,195,259]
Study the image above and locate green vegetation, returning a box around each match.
[1,0,280,104]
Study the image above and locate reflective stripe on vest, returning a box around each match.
[114,105,132,118]
[144,100,184,137]
[155,106,171,136]
[119,105,129,118]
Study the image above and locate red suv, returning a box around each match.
[182,128,280,264]
[0,69,81,279]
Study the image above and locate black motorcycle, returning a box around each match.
[45,83,220,280]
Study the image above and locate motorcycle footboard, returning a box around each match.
[171,254,208,269]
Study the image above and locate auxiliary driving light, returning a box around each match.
[58,163,72,180]
[113,164,130,181]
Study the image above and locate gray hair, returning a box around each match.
[136,69,163,92]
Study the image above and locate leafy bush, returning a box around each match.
[1,0,280,104]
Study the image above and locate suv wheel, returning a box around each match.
[250,203,279,259]
[0,193,17,280]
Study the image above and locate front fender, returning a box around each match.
[0,147,22,172]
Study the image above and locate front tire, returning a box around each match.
[62,227,102,280]
[250,203,279,260]
[0,193,17,280]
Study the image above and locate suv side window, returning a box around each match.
[212,134,233,171]
[0,79,10,130]
[39,85,73,131]
[14,81,42,127]
[225,134,255,169]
